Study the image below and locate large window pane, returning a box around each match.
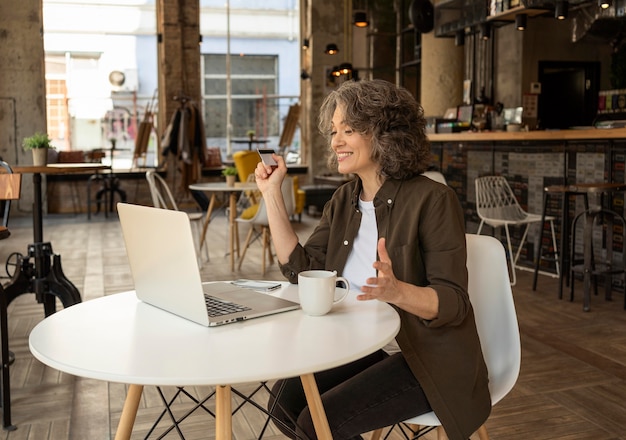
[202,54,279,146]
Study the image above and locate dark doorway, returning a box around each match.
[538,61,600,129]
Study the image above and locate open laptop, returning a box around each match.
[117,202,299,326]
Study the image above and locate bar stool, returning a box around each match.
[536,183,626,302]
[570,207,626,312]
[533,185,589,298]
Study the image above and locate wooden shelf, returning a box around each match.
[487,5,550,22]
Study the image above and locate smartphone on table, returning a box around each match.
[257,148,278,169]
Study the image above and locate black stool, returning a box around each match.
[533,185,589,298]
[86,172,127,219]
[570,207,626,312]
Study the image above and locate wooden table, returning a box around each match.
[188,181,258,271]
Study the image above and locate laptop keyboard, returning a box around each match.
[204,295,251,317]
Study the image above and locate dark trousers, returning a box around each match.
[268,351,432,440]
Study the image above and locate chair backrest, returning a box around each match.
[466,233,521,404]
[1,161,22,228]
[422,170,447,185]
[146,170,178,211]
[475,175,527,221]
[233,150,262,184]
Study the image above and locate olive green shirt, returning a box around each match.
[280,175,491,440]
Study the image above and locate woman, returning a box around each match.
[255,79,490,440]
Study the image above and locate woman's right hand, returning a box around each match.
[255,153,287,195]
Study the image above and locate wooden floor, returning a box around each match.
[1,209,626,439]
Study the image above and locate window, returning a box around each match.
[202,54,281,149]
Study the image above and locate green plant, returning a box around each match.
[22,132,55,150]
[221,166,238,176]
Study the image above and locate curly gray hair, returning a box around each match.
[318,79,431,179]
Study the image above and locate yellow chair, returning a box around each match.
[232,150,262,216]
[291,176,306,222]
[232,150,261,185]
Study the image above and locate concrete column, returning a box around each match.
[0,0,46,211]
[304,0,346,181]
[156,0,201,142]
[0,0,47,169]
[420,32,464,117]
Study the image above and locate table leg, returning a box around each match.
[114,384,143,440]
[558,192,570,299]
[215,385,232,440]
[300,373,332,438]
[199,194,217,248]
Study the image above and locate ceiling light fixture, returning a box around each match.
[598,0,611,8]
[325,43,339,55]
[455,30,465,46]
[555,1,568,19]
[353,11,369,27]
[339,63,353,75]
[479,23,491,40]
[515,13,527,30]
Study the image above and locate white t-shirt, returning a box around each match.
[342,198,377,290]
[343,198,400,354]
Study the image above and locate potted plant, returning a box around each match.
[222,166,238,187]
[22,132,55,166]
[246,130,256,141]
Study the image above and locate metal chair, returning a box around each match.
[370,234,521,440]
[475,175,559,286]
[145,171,208,263]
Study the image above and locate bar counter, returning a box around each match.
[428,127,626,274]
[428,127,626,142]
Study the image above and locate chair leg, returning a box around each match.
[191,221,209,264]
[503,225,517,286]
[549,218,560,277]
[369,428,383,440]
[474,424,489,440]
[533,191,550,290]
[476,220,485,235]
[238,226,255,270]
[512,223,531,269]
[436,426,449,440]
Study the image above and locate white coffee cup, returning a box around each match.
[297,270,350,316]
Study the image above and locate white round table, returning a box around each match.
[29,283,400,439]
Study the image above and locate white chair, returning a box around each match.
[236,176,295,275]
[475,175,559,286]
[145,170,209,263]
[422,170,447,185]
[370,234,521,440]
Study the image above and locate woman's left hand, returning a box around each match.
[357,238,402,303]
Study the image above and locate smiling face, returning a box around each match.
[330,105,379,181]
